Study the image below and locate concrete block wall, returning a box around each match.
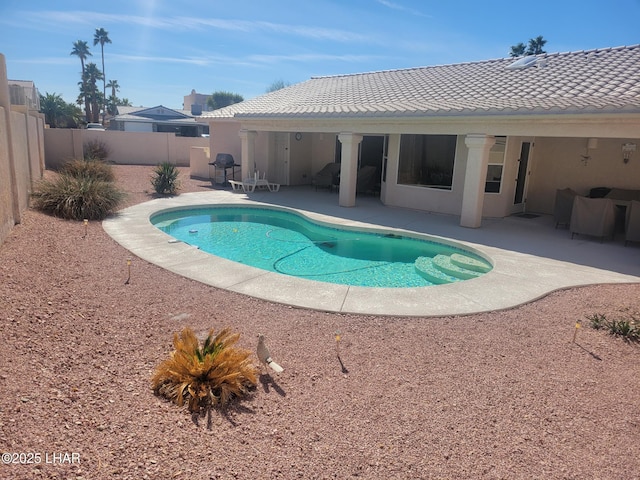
[0,54,45,246]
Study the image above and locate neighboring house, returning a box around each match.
[183,89,212,115]
[110,105,209,137]
[200,45,640,227]
[8,79,40,111]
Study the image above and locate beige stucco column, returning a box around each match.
[337,133,363,207]
[238,129,257,180]
[461,134,495,228]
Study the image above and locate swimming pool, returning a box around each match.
[151,206,492,288]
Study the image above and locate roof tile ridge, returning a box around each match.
[310,44,640,81]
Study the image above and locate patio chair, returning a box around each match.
[356,165,379,195]
[312,163,341,191]
[625,200,640,246]
[241,171,280,193]
[569,196,616,242]
[553,188,578,228]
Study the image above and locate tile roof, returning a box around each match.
[201,45,640,120]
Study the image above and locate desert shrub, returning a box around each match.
[152,327,257,414]
[31,173,125,220]
[151,162,180,195]
[83,140,110,161]
[606,318,639,341]
[59,158,115,182]
[586,313,607,330]
[586,312,639,342]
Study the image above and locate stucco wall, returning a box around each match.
[43,129,208,169]
[209,122,242,165]
[0,105,45,245]
[11,110,32,214]
[289,133,312,185]
[0,107,13,242]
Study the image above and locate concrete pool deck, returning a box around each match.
[103,187,640,317]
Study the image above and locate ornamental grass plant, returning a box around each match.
[32,167,125,221]
[152,327,257,414]
[59,158,116,182]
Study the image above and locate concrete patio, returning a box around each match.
[103,186,640,317]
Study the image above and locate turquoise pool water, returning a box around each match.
[151,206,492,288]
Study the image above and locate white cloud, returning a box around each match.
[376,0,431,18]
[20,10,372,43]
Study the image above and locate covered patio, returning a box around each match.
[198,45,640,230]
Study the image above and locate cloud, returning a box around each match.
[376,0,431,18]
[19,10,372,43]
[247,53,384,64]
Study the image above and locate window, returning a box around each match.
[397,134,457,189]
[485,137,506,193]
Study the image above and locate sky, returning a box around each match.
[1,0,639,110]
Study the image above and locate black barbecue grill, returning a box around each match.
[209,153,241,185]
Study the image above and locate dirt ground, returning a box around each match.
[1,165,639,479]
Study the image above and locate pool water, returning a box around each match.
[151,206,492,288]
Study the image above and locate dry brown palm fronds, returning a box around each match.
[152,327,257,413]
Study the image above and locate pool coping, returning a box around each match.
[103,191,640,317]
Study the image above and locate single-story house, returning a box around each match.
[110,105,209,137]
[199,45,640,228]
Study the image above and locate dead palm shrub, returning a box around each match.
[152,327,257,413]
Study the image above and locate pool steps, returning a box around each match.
[415,253,491,285]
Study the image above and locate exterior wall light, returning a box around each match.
[622,143,636,164]
[581,138,598,165]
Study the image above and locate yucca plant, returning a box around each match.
[31,173,125,220]
[151,162,180,195]
[152,327,257,413]
[586,312,639,342]
[586,313,607,330]
[606,318,639,341]
[59,158,115,182]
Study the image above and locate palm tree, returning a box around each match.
[70,40,92,121]
[526,36,547,55]
[509,42,526,58]
[82,63,104,123]
[93,28,112,123]
[105,79,120,115]
[509,36,548,57]
[39,92,65,127]
[106,79,120,99]
[40,92,83,128]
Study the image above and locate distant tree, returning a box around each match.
[39,92,83,128]
[93,28,112,123]
[70,40,92,121]
[106,79,120,98]
[509,42,526,58]
[527,35,547,55]
[79,63,104,123]
[105,79,120,115]
[207,91,244,110]
[266,79,291,93]
[509,36,548,57]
